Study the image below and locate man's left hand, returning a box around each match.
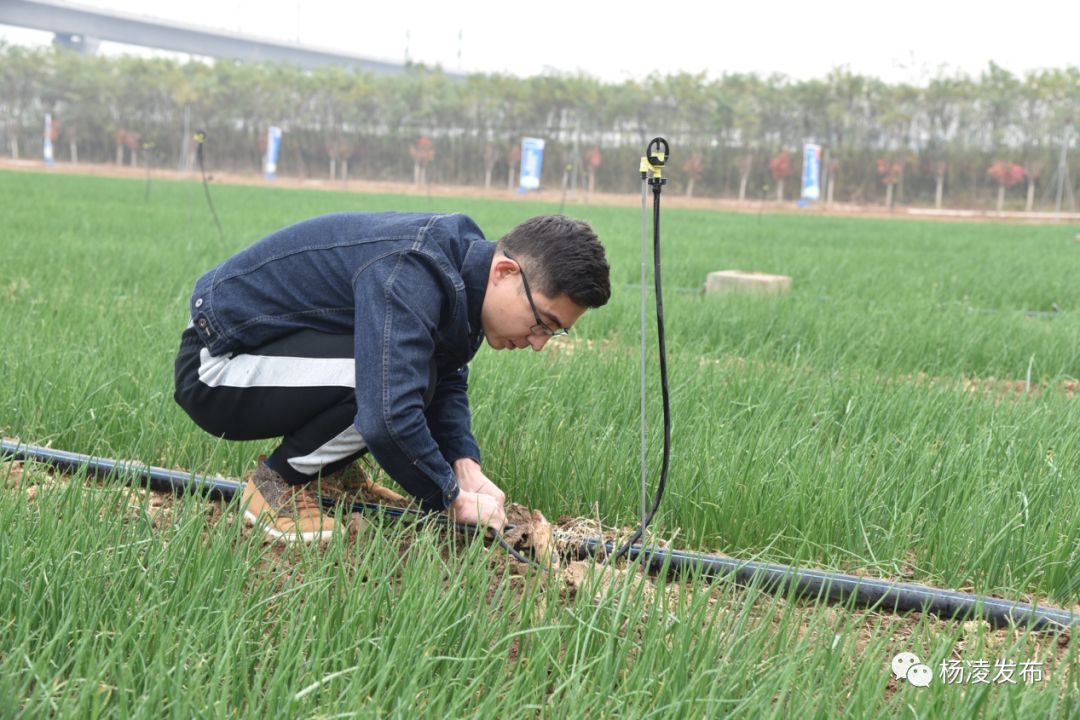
[452,458,506,506]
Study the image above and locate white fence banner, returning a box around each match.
[43,113,54,165]
[264,126,282,180]
[519,137,545,191]
[801,143,821,200]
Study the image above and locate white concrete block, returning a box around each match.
[704,270,792,295]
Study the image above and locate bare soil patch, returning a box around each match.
[549,336,1079,402]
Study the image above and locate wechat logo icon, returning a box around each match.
[892,652,932,687]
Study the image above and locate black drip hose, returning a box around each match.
[195,132,224,244]
[3,439,1075,631]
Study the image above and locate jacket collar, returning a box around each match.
[461,240,496,349]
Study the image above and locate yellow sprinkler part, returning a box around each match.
[642,137,670,181]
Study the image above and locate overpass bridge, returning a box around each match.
[0,0,434,75]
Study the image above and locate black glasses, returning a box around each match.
[503,251,568,338]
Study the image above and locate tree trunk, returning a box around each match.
[935,176,944,209]
[507,165,515,191]
[996,184,1005,212]
[69,138,78,164]
[738,173,749,202]
[686,178,695,197]
[10,136,18,160]
[587,168,595,195]
[414,161,420,185]
[776,178,784,202]
[885,183,894,210]
[484,166,492,189]
[130,147,137,167]
[826,177,835,206]
[1025,180,1035,212]
[329,158,336,180]
[116,143,123,165]
[342,159,348,183]
[292,142,307,178]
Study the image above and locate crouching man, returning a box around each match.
[174,212,610,543]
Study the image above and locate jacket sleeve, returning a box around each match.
[351,253,461,512]
[425,365,482,466]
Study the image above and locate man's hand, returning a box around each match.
[452,458,506,506]
[447,491,507,530]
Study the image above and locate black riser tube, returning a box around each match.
[3,440,1075,631]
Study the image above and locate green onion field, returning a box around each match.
[1,169,1077,717]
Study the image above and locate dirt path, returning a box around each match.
[5,157,1079,226]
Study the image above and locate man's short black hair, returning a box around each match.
[495,215,610,309]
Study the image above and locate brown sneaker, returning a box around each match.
[241,462,338,544]
[320,461,407,506]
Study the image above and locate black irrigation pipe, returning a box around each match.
[3,439,1076,632]
[0,440,526,558]
[574,540,1076,632]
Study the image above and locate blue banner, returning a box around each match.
[518,137,545,191]
[264,126,282,180]
[801,143,821,200]
[43,113,54,165]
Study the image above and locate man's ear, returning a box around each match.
[491,258,519,284]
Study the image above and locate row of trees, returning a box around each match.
[2,43,1078,209]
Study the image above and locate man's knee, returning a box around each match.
[173,329,226,435]
[174,382,230,438]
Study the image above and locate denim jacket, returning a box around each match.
[188,212,496,511]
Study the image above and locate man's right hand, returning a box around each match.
[447,490,507,531]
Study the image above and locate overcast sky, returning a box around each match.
[3,0,1078,84]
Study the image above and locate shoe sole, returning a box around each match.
[243,509,337,544]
